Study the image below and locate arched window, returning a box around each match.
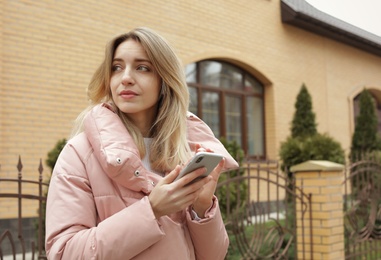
[185,60,265,158]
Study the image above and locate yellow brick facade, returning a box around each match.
[1,0,381,219]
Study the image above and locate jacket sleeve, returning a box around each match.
[45,143,165,260]
[186,112,239,171]
[186,196,229,260]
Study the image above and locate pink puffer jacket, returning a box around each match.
[45,103,239,260]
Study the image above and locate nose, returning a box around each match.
[121,67,135,86]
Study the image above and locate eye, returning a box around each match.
[137,65,150,72]
[112,64,123,72]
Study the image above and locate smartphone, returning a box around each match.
[174,152,223,182]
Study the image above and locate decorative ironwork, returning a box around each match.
[0,156,48,260]
[344,153,381,259]
[216,160,313,259]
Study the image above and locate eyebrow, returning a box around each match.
[112,57,152,64]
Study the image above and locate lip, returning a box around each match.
[120,90,138,99]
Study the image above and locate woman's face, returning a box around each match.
[110,39,161,128]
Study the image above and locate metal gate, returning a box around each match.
[216,160,313,259]
[343,154,381,259]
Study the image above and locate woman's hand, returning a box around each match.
[191,144,225,217]
[148,144,225,219]
[148,164,212,219]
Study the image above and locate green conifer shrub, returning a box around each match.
[280,84,345,172]
[291,83,317,139]
[348,89,381,215]
[350,89,381,161]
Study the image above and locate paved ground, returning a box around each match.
[3,252,33,260]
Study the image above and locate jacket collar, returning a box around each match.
[84,103,239,193]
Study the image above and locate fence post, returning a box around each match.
[291,160,345,260]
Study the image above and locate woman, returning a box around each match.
[45,27,238,260]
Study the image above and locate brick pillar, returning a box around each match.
[290,160,345,260]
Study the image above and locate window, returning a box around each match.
[185,60,265,158]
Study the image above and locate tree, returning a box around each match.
[348,89,381,206]
[350,89,381,161]
[279,84,344,172]
[46,138,67,171]
[291,83,317,138]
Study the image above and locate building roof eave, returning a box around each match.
[281,0,381,57]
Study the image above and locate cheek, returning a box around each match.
[149,78,161,96]
[109,77,119,98]
[109,75,118,89]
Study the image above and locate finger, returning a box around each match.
[194,143,215,153]
[194,143,202,151]
[165,181,207,210]
[176,167,208,187]
[161,165,182,184]
[180,179,210,201]
[217,157,225,170]
[195,144,207,153]
[197,148,206,153]
[209,158,226,179]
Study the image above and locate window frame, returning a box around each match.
[186,60,266,159]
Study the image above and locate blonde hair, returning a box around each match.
[72,27,192,172]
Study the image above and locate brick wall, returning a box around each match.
[293,161,345,259]
[1,0,381,218]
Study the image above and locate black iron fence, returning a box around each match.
[0,156,48,260]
